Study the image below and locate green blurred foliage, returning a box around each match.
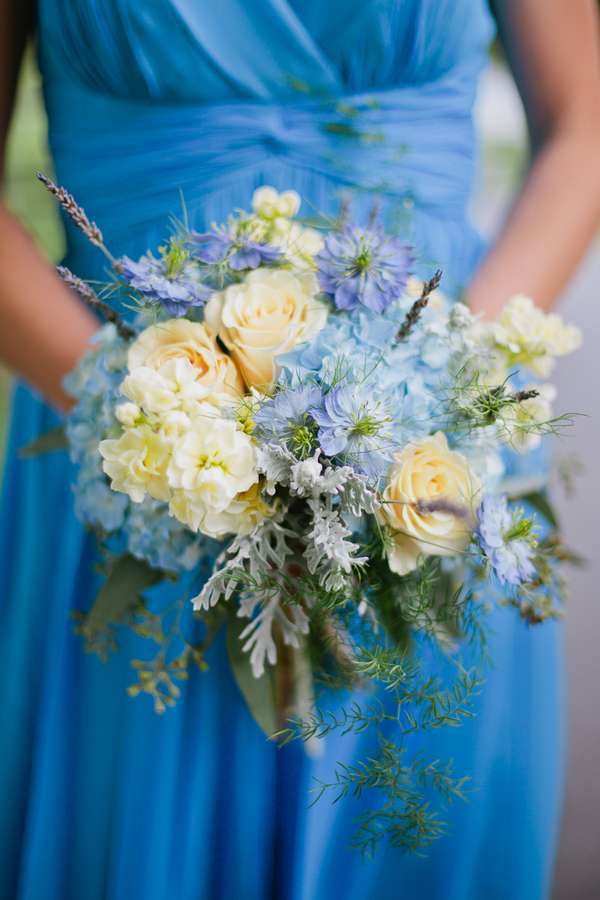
[4,50,64,259]
[0,50,63,454]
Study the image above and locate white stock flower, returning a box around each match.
[197,483,273,539]
[100,425,172,504]
[493,294,582,377]
[252,186,300,219]
[167,408,259,535]
[204,267,328,389]
[378,432,481,576]
[115,402,141,427]
[271,219,324,268]
[504,383,557,452]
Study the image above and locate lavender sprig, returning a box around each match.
[57,266,135,340]
[414,498,470,520]
[36,172,112,260]
[396,270,442,341]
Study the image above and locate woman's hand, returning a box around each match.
[0,0,99,412]
[468,0,600,317]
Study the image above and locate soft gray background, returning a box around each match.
[475,65,600,899]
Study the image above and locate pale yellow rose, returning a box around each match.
[378,432,481,575]
[100,425,171,504]
[204,268,328,389]
[127,318,244,401]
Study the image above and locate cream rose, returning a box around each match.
[127,318,244,401]
[204,268,328,389]
[378,432,481,575]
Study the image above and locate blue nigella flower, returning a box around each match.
[315,225,414,314]
[309,383,393,480]
[476,494,537,587]
[191,228,282,271]
[119,241,211,317]
[254,384,322,457]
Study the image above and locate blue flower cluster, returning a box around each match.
[309,384,393,480]
[65,324,210,574]
[119,246,211,317]
[191,227,281,271]
[476,494,536,587]
[315,225,414,313]
[273,284,455,480]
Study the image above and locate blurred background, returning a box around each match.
[1,48,598,898]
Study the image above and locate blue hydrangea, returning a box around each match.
[309,383,394,480]
[476,495,537,587]
[75,477,128,532]
[119,249,211,317]
[315,225,414,313]
[191,228,281,271]
[126,498,215,574]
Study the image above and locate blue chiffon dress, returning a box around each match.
[0,2,565,898]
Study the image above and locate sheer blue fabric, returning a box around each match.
[0,3,564,898]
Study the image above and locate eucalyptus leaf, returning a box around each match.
[83,554,162,639]
[226,613,278,738]
[19,425,68,458]
[518,490,559,530]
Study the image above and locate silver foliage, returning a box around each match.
[304,497,368,592]
[191,513,295,611]
[238,593,310,678]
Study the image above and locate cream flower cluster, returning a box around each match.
[98,191,331,535]
[251,186,324,269]
[99,320,265,539]
[504,383,557,452]
[492,294,581,377]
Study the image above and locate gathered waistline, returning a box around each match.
[46,76,479,219]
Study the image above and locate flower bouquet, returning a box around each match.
[30,177,581,855]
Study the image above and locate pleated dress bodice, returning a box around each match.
[38,0,495,294]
